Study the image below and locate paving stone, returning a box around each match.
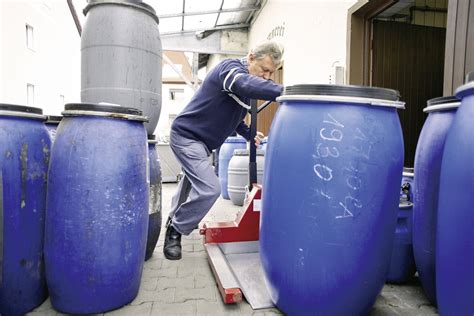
[142,266,178,278]
[194,274,217,288]
[174,286,217,303]
[131,288,175,305]
[104,302,152,316]
[156,276,194,290]
[178,265,213,278]
[140,277,159,291]
[151,301,196,315]
[195,299,240,315]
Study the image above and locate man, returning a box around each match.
[164,41,284,260]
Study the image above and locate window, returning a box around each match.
[26,24,34,50]
[27,84,35,105]
[169,88,184,101]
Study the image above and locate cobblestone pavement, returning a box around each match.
[29,183,438,316]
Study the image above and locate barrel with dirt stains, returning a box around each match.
[145,135,162,261]
[261,84,405,315]
[44,103,148,313]
[0,104,50,315]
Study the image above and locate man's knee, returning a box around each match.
[206,178,221,200]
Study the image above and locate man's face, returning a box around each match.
[247,54,277,80]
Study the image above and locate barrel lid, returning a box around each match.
[233,149,264,156]
[278,84,404,108]
[147,134,158,144]
[0,103,46,120]
[455,71,474,97]
[224,136,246,143]
[45,115,62,123]
[83,0,159,24]
[283,84,400,100]
[424,96,460,113]
[62,103,147,122]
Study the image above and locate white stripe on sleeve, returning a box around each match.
[228,93,250,109]
[223,68,239,92]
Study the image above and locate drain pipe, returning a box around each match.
[67,0,82,36]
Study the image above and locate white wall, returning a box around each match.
[249,0,357,85]
[0,1,80,115]
[154,83,194,140]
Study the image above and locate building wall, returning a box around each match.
[249,0,357,85]
[0,1,80,115]
[154,83,194,140]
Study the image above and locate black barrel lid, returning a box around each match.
[84,0,158,24]
[147,134,156,140]
[0,103,43,115]
[283,84,400,101]
[427,96,460,106]
[65,103,143,116]
[45,115,62,123]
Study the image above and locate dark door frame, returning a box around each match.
[346,0,397,85]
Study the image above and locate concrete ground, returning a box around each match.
[30,182,438,316]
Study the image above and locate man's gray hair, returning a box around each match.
[250,41,284,67]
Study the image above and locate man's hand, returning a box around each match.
[254,131,264,147]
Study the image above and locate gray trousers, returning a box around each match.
[168,130,221,235]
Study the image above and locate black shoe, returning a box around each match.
[164,218,182,260]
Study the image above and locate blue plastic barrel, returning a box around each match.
[436,73,474,315]
[145,135,162,261]
[0,104,50,315]
[44,115,62,142]
[44,103,148,313]
[218,136,246,199]
[261,84,405,315]
[413,96,460,305]
[386,201,416,283]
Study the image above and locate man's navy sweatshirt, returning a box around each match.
[171,58,283,151]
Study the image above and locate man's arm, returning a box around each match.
[235,121,250,140]
[219,62,283,101]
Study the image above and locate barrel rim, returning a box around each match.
[65,103,143,116]
[224,136,247,143]
[0,103,43,114]
[0,110,46,120]
[276,95,405,109]
[83,0,159,24]
[423,102,460,113]
[233,149,265,156]
[283,84,400,101]
[62,110,148,122]
[455,81,474,96]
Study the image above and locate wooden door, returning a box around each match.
[372,20,445,166]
